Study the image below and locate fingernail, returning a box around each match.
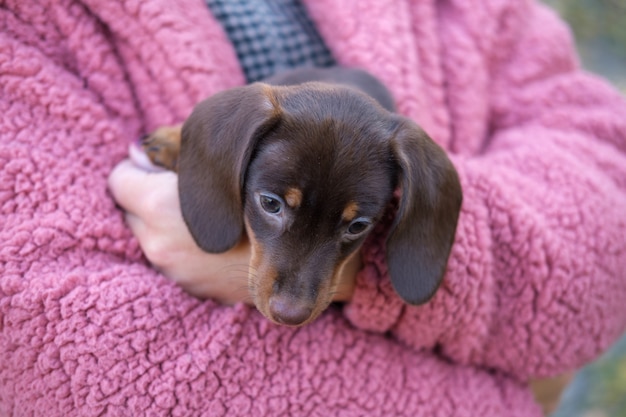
[128,143,166,173]
[137,134,149,145]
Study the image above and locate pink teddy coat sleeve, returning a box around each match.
[1,0,624,416]
[303,0,626,380]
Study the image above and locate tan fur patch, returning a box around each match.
[141,124,182,172]
[303,252,358,326]
[261,84,282,116]
[246,225,263,273]
[285,187,303,208]
[244,219,277,320]
[342,201,359,222]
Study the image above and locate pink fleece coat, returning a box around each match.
[2,0,626,416]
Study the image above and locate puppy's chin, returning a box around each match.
[262,295,329,327]
[248,255,358,327]
[248,276,328,327]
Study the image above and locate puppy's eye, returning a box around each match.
[259,193,283,214]
[346,217,372,236]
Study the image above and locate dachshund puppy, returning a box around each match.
[141,67,462,326]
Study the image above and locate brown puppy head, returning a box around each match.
[178,82,462,326]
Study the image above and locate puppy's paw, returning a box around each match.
[140,125,182,172]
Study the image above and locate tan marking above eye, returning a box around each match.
[284,187,303,208]
[342,202,359,222]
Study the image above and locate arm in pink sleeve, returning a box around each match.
[344,0,626,380]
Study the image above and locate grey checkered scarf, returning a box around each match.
[205,0,336,82]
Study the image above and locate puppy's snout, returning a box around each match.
[268,295,313,326]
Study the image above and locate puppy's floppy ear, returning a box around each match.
[178,83,281,253]
[387,117,463,305]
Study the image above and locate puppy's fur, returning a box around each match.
[142,67,462,326]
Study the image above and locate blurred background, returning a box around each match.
[539,1,625,416]
[543,0,626,90]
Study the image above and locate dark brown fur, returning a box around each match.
[142,67,462,326]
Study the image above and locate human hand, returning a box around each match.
[108,144,358,304]
[108,145,252,304]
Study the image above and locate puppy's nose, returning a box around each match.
[268,295,313,326]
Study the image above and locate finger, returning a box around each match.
[124,212,171,270]
[124,212,165,260]
[108,159,178,215]
[124,212,146,239]
[128,142,168,172]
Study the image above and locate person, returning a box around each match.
[2,0,625,416]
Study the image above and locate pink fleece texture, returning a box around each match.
[1,0,625,416]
